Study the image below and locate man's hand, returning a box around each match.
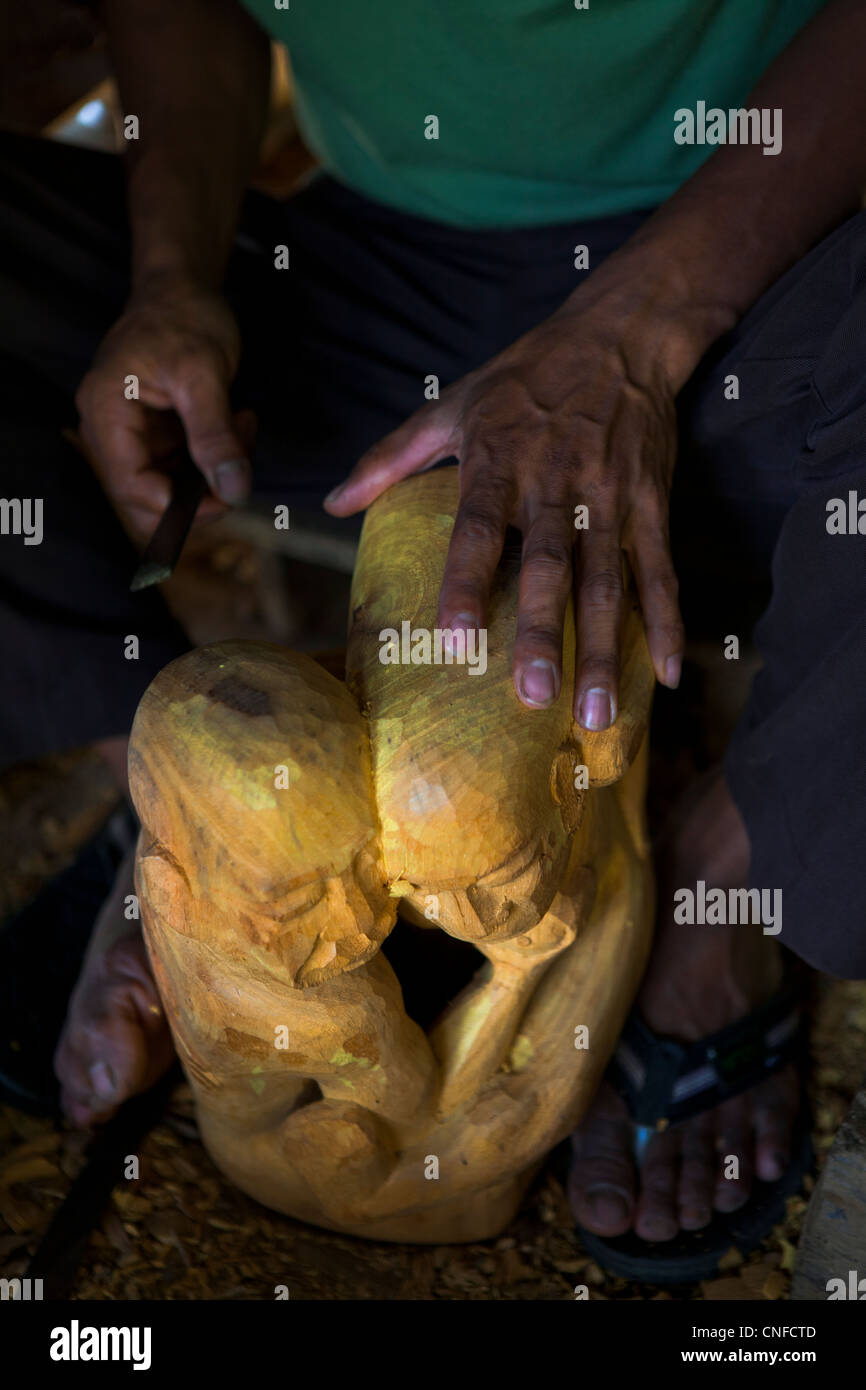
[324,277,688,731]
[75,274,252,548]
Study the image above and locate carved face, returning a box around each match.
[136,831,396,988]
[129,643,398,989]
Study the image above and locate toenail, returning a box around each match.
[89,1060,116,1099]
[682,1206,712,1230]
[639,1218,677,1241]
[587,1185,630,1227]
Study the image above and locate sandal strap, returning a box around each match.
[607,977,806,1129]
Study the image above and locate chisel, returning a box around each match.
[129,457,208,591]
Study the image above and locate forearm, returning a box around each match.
[562,0,866,390]
[99,0,271,293]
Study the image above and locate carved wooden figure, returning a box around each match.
[129,466,655,1243]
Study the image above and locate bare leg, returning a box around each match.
[54,737,175,1125]
[569,769,800,1241]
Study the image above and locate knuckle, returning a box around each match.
[517,621,562,652]
[580,567,623,609]
[456,505,502,550]
[357,440,388,467]
[579,653,619,682]
[112,483,146,511]
[524,536,572,574]
[174,347,222,394]
[188,426,234,453]
[645,616,685,646]
[644,569,680,605]
[636,485,668,522]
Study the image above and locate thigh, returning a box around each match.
[672,210,866,637]
[676,209,866,975]
[226,178,652,505]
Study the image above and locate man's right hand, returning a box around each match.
[75,274,252,547]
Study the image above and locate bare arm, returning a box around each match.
[100,0,270,291]
[77,0,272,541]
[328,0,866,726]
[607,0,866,389]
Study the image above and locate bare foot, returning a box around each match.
[569,770,801,1241]
[54,845,175,1126]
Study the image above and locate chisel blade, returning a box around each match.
[130,458,208,592]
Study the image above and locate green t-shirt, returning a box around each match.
[242,0,827,228]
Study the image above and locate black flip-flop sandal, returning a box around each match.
[0,806,138,1115]
[571,970,813,1285]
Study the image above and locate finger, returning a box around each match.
[628,518,685,689]
[323,404,456,515]
[79,397,172,546]
[173,364,250,504]
[573,516,623,731]
[513,502,573,708]
[435,454,511,638]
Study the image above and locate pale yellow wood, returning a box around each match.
[130,466,656,1242]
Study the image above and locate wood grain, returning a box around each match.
[130,465,656,1241]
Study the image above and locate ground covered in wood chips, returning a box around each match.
[1,533,863,1300]
[0,977,863,1300]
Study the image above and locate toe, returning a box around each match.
[569,1083,636,1236]
[55,942,174,1127]
[634,1127,681,1242]
[751,1064,800,1182]
[677,1113,716,1231]
[713,1095,754,1213]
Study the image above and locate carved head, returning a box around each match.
[129,642,396,987]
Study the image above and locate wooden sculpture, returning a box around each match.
[128,466,655,1243]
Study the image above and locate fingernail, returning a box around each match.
[664,655,681,689]
[324,484,346,505]
[443,612,477,655]
[214,460,249,504]
[587,1185,630,1228]
[89,1060,116,1100]
[519,659,558,707]
[578,687,613,730]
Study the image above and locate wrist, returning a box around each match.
[559,226,741,393]
[129,263,217,304]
